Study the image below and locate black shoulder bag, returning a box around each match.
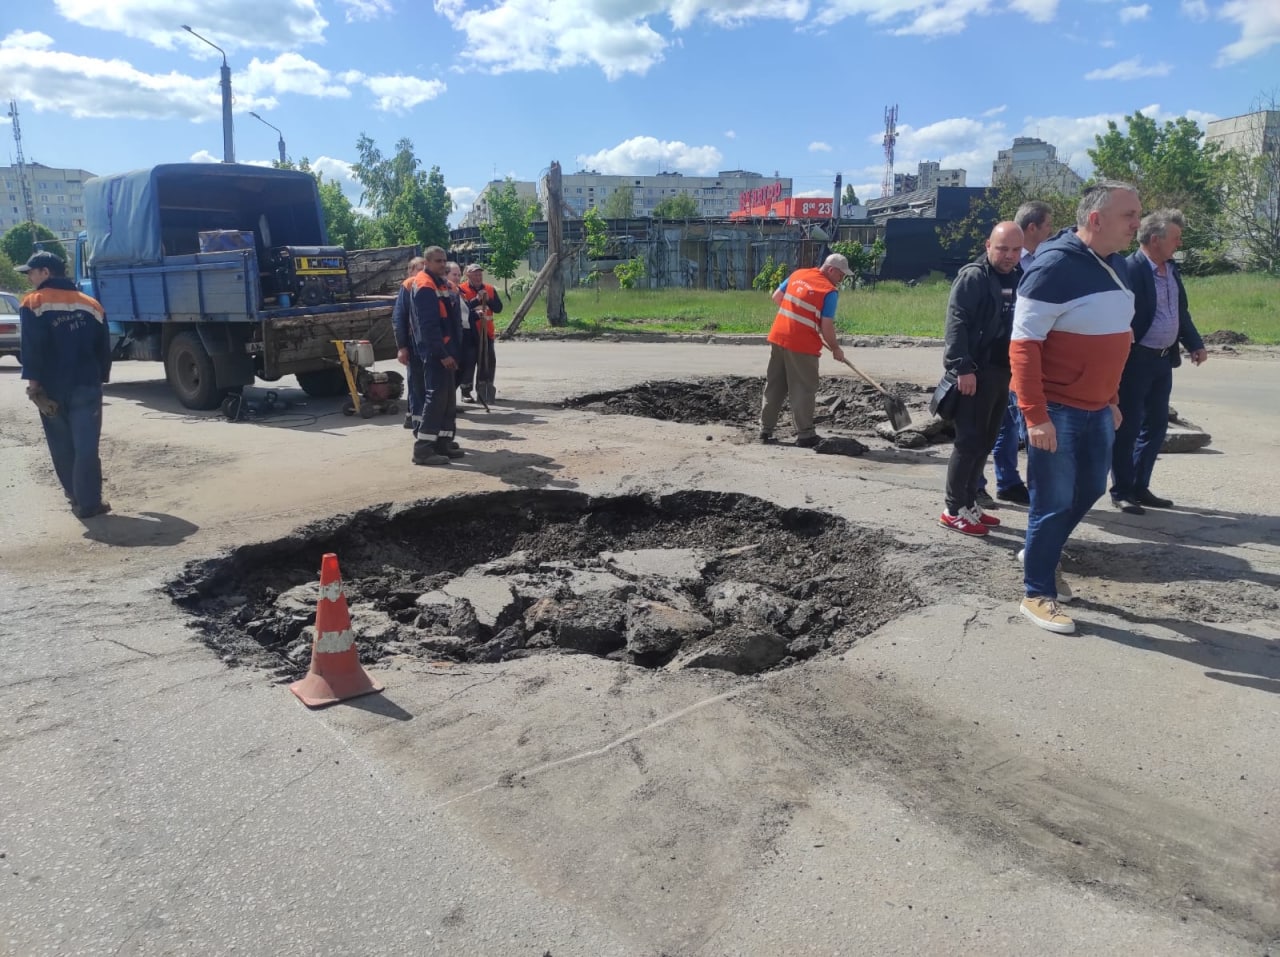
[929,371,960,420]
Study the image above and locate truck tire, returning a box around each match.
[296,368,350,398]
[165,331,226,410]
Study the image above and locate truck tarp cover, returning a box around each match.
[84,163,328,266]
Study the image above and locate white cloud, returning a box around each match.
[432,0,1061,77]
[238,53,353,99]
[190,149,220,163]
[434,0,668,79]
[982,104,1007,117]
[362,75,447,112]
[809,141,833,152]
[1083,57,1172,80]
[1118,4,1149,22]
[1216,0,1280,64]
[724,130,736,139]
[337,0,393,21]
[815,0,1058,37]
[794,189,830,198]
[310,156,365,206]
[2,30,54,50]
[448,185,479,225]
[1180,0,1208,19]
[0,37,277,121]
[51,0,328,51]
[576,136,724,175]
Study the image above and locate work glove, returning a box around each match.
[26,384,60,417]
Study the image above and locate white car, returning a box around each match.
[0,291,20,361]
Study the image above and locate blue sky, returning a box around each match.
[1,0,1276,224]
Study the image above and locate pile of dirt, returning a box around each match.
[168,490,921,678]
[1201,330,1250,346]
[566,376,942,446]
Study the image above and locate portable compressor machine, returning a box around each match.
[333,339,404,418]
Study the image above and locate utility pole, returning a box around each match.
[7,100,37,229]
[249,112,287,165]
[182,25,235,163]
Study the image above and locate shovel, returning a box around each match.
[833,353,912,430]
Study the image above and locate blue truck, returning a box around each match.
[74,163,412,409]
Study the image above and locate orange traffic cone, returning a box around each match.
[290,553,384,708]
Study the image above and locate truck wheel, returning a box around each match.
[165,331,225,410]
[296,368,350,398]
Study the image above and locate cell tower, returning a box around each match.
[881,104,898,199]
[7,100,37,228]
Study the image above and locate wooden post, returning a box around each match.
[499,254,558,339]
[545,161,566,327]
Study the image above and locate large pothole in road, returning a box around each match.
[565,376,948,449]
[168,490,921,678]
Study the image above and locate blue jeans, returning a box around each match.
[39,383,105,512]
[990,390,1027,492]
[1110,349,1173,500]
[1023,403,1114,599]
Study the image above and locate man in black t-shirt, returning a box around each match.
[938,221,1025,536]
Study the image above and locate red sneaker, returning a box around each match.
[939,510,989,536]
[966,506,1001,527]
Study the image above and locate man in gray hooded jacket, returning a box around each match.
[938,221,1024,536]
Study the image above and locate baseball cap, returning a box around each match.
[465,263,483,273]
[17,250,66,275]
[822,253,854,277]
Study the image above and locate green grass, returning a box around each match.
[505,273,1280,344]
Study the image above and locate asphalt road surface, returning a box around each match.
[1,340,1277,957]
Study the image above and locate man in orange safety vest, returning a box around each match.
[759,252,853,448]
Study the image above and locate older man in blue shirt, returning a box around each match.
[1110,209,1208,514]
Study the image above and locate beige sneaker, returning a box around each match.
[1055,571,1073,604]
[1021,596,1075,634]
[1016,548,1073,604]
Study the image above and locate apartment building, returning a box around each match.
[0,162,97,242]
[991,137,1084,194]
[459,179,541,228]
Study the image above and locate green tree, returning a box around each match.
[479,178,536,295]
[600,186,634,219]
[317,176,370,250]
[842,184,860,207]
[1,222,68,270]
[830,238,885,283]
[0,249,26,292]
[614,254,646,289]
[583,207,609,298]
[753,255,779,291]
[651,193,699,220]
[1218,93,1280,274]
[351,136,451,248]
[1088,110,1225,258]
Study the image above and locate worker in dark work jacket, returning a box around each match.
[18,250,114,518]
[393,255,426,429]
[407,246,465,466]
[457,263,503,403]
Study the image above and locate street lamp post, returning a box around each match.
[248,112,287,165]
[181,25,234,164]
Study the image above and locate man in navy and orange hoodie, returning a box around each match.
[18,250,113,519]
[1010,182,1141,635]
